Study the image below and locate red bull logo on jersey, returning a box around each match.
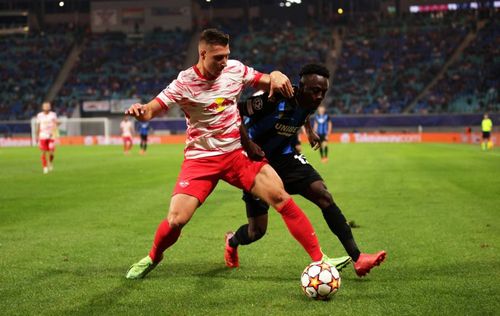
[206,97,233,113]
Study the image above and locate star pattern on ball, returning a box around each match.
[309,276,321,289]
[320,262,331,271]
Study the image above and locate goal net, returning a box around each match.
[31,117,111,145]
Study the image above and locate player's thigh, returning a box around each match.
[167,193,200,228]
[39,139,49,151]
[250,164,290,209]
[301,180,333,210]
[48,140,55,152]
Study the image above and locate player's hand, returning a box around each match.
[308,131,321,151]
[244,140,265,161]
[269,71,293,100]
[125,103,147,118]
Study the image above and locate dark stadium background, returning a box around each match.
[0,0,497,141]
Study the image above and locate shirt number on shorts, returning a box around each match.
[294,154,309,165]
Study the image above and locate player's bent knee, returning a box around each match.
[268,189,290,209]
[318,190,334,209]
[166,213,189,229]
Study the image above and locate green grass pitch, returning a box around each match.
[1,143,499,315]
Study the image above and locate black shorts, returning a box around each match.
[242,153,323,217]
[140,134,148,142]
[319,134,327,143]
[482,131,491,140]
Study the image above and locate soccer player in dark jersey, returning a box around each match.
[313,105,332,163]
[138,121,152,155]
[225,64,386,277]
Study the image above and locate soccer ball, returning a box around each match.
[300,261,341,300]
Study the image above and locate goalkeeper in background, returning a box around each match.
[481,113,493,151]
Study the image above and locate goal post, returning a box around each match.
[31,117,111,145]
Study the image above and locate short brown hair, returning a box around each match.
[199,28,229,46]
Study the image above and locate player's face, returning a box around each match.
[318,106,326,115]
[42,102,51,113]
[298,75,329,110]
[202,44,230,79]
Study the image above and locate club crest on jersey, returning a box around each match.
[206,97,233,113]
[252,97,263,111]
[179,180,190,188]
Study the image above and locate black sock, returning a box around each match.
[321,204,361,261]
[319,147,324,158]
[229,224,253,248]
[325,146,328,158]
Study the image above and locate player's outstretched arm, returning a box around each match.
[255,71,294,99]
[125,99,164,122]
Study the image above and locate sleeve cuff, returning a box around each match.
[251,72,264,88]
[155,97,169,110]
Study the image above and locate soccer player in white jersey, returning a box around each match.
[125,29,350,279]
[120,116,134,154]
[35,102,58,174]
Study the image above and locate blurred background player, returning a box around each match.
[120,116,134,155]
[481,113,493,150]
[35,102,59,174]
[313,104,332,163]
[226,64,386,277]
[138,121,152,155]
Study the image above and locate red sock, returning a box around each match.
[148,220,181,263]
[277,198,323,261]
[49,154,54,162]
[41,154,47,167]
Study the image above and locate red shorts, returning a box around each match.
[173,149,268,204]
[39,139,55,151]
[123,136,133,143]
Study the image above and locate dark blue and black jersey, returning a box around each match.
[138,122,150,136]
[314,114,330,136]
[239,92,314,160]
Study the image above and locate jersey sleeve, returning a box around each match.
[155,75,187,110]
[238,93,269,117]
[236,61,263,88]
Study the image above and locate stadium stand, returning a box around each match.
[57,29,191,107]
[329,13,469,115]
[0,9,497,121]
[0,27,74,119]
[421,17,499,113]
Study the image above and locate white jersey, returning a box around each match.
[155,59,262,159]
[36,111,58,140]
[120,120,134,137]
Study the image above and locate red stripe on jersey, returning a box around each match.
[243,65,248,78]
[214,130,240,139]
[185,145,224,152]
[251,72,263,88]
[193,65,209,80]
[155,97,168,110]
